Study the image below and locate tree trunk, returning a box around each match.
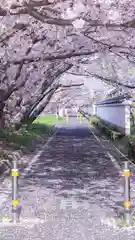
[14,62,72,129]
[27,89,57,125]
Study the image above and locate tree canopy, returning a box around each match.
[0,0,135,127]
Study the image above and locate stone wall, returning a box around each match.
[94,101,131,135]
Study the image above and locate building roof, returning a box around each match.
[96,93,132,105]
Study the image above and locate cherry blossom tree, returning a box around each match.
[0,0,135,128]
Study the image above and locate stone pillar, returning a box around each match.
[125,101,131,135]
[59,108,63,117]
[93,103,96,115]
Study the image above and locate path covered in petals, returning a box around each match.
[0,117,135,240]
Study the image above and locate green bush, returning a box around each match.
[88,114,135,160]
[89,115,123,141]
[58,116,64,121]
[0,116,56,150]
[128,135,135,143]
[90,115,135,159]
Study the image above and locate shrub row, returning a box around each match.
[89,115,135,159]
[127,135,135,159]
[90,115,123,140]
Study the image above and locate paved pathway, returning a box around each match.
[0,117,135,239]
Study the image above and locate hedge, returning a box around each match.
[90,116,123,141]
[89,115,135,160]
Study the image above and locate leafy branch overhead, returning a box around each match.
[0,0,135,128]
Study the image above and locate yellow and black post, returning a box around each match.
[123,161,131,225]
[77,111,79,120]
[11,159,19,223]
[79,112,82,124]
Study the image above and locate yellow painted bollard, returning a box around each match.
[79,113,82,124]
[11,159,20,223]
[66,112,68,123]
[121,161,132,225]
[77,112,79,120]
